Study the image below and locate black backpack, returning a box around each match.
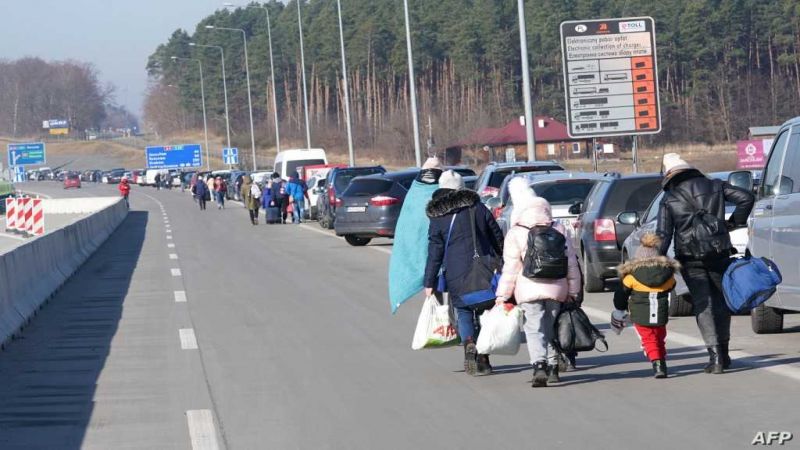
[520,225,568,279]
[672,185,732,260]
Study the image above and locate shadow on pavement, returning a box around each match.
[0,211,147,449]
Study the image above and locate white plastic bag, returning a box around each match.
[412,295,460,350]
[476,305,523,355]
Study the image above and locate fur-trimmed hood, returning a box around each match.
[617,256,681,288]
[426,189,480,218]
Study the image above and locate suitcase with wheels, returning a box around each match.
[266,206,281,224]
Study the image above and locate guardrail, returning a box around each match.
[0,197,128,347]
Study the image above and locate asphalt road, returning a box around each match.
[1,181,799,449]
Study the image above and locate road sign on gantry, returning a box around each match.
[560,17,661,138]
[145,144,203,169]
[222,147,239,165]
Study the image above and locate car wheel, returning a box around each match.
[668,293,693,317]
[582,250,605,293]
[751,303,783,334]
[344,235,371,246]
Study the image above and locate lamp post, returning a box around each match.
[172,56,211,171]
[517,0,536,162]
[206,25,258,170]
[336,0,355,166]
[403,0,421,167]
[224,2,281,153]
[297,0,312,149]
[190,43,232,153]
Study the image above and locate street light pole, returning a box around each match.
[297,0,312,149]
[171,57,211,171]
[206,26,257,170]
[517,0,536,162]
[224,3,281,153]
[191,43,232,153]
[403,0,422,167]
[336,0,355,166]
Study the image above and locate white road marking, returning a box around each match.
[169,253,179,260]
[174,290,187,303]
[171,268,182,277]
[168,243,175,248]
[179,328,198,349]
[298,224,392,255]
[167,235,173,240]
[186,409,220,450]
[581,305,800,383]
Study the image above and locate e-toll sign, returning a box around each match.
[560,17,661,138]
[145,144,203,169]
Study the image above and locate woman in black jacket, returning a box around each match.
[656,153,754,374]
[423,170,504,376]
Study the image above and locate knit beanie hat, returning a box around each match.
[662,153,693,176]
[508,177,552,226]
[438,169,464,190]
[635,233,662,260]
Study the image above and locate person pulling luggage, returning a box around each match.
[656,153,754,373]
[495,177,581,388]
[612,233,680,379]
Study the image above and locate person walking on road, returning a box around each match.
[656,153,754,374]
[270,173,288,224]
[495,177,581,388]
[118,176,131,208]
[240,175,261,225]
[612,233,680,379]
[423,170,504,377]
[192,177,209,210]
[286,171,309,224]
[214,176,227,209]
[155,172,162,190]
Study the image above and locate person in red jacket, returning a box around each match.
[119,177,131,208]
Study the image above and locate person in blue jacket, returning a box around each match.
[285,172,309,224]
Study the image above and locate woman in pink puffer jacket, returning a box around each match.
[495,177,581,388]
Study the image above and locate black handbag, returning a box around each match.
[553,302,608,354]
[452,207,501,305]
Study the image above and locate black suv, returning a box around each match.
[574,174,663,292]
[319,166,386,229]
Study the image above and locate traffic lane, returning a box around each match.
[158,190,800,450]
[14,180,121,199]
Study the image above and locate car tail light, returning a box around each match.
[369,195,399,207]
[593,219,616,241]
[334,197,343,207]
[329,186,336,204]
[493,206,504,220]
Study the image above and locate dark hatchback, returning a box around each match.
[319,166,386,229]
[334,170,418,246]
[574,174,663,292]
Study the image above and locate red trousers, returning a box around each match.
[634,324,667,361]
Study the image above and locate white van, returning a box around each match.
[145,169,169,186]
[273,148,327,180]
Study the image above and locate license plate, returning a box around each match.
[346,206,366,213]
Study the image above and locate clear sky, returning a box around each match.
[0,0,227,118]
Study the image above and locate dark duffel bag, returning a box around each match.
[553,302,608,354]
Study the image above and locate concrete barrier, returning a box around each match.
[42,197,120,214]
[0,197,128,346]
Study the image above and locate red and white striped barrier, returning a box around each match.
[4,198,16,231]
[23,198,33,235]
[29,199,44,236]
[15,198,28,233]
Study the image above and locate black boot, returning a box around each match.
[475,354,492,376]
[653,359,667,379]
[704,346,724,374]
[464,341,478,376]
[720,342,731,369]
[547,361,560,383]
[532,361,548,388]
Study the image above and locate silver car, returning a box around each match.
[619,171,757,317]
[749,115,800,333]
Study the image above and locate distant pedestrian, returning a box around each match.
[118,176,131,208]
[155,172,162,190]
[495,177,581,388]
[613,233,679,379]
[285,171,309,224]
[423,170,504,376]
[206,174,216,203]
[214,176,227,209]
[656,153,754,374]
[240,175,261,225]
[192,177,209,210]
[270,173,288,224]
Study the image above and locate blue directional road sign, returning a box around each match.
[145,144,203,169]
[222,147,239,165]
[8,142,46,166]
